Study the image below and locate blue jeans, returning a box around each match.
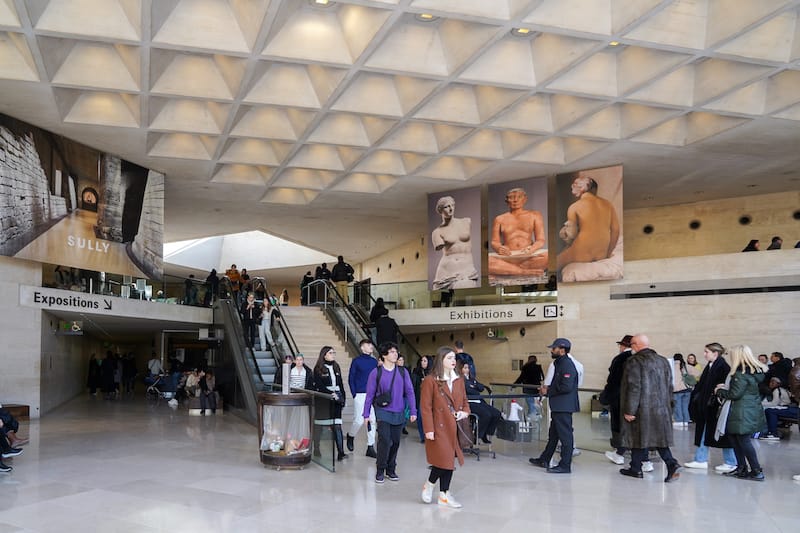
[673,390,691,423]
[525,395,541,417]
[765,406,799,434]
[694,432,736,465]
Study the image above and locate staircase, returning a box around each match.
[278,306,353,420]
[278,306,349,369]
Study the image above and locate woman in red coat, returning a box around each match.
[420,346,470,508]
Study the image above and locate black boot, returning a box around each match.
[724,466,749,478]
[346,433,354,452]
[313,426,322,457]
[334,426,348,461]
[366,445,377,458]
[748,469,765,481]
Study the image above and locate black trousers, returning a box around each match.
[539,411,574,468]
[469,401,501,438]
[608,402,627,454]
[728,433,761,471]
[242,320,256,348]
[630,447,675,472]
[376,420,403,475]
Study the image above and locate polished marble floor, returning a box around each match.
[2,396,799,533]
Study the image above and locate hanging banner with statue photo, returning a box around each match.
[427,187,482,293]
[487,177,549,287]
[554,165,623,282]
[0,113,164,279]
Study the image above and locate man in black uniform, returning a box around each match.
[529,338,579,474]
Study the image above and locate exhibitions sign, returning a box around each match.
[392,303,577,327]
[19,285,212,323]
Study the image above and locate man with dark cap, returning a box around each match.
[600,335,641,466]
[529,338,579,474]
[619,334,681,482]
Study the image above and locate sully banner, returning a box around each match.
[0,113,163,279]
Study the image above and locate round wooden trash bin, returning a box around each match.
[258,392,313,468]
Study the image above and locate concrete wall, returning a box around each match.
[0,256,42,417]
[39,311,91,414]
[625,190,800,259]
[404,249,799,391]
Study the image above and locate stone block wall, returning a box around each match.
[130,170,164,278]
[0,125,54,255]
[94,154,124,242]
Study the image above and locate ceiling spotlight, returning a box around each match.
[310,0,333,6]
[609,41,620,46]
[511,27,533,37]
[415,13,438,22]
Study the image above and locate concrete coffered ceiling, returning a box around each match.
[1,0,800,275]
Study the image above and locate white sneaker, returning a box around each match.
[421,481,434,504]
[641,461,654,472]
[714,464,737,473]
[605,451,625,465]
[793,474,800,481]
[438,491,462,508]
[672,422,683,427]
[684,461,708,469]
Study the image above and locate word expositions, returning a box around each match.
[67,236,110,253]
[33,291,99,309]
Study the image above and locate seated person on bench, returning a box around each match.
[0,406,28,447]
[459,363,502,444]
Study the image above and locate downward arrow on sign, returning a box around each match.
[104,299,112,310]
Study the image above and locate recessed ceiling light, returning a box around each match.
[609,41,620,46]
[511,27,534,37]
[310,0,333,6]
[415,13,438,22]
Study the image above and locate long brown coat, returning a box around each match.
[421,374,470,469]
[621,348,674,449]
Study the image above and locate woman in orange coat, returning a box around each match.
[420,346,470,508]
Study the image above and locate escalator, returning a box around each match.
[213,280,300,423]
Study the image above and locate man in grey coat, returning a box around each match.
[619,334,681,482]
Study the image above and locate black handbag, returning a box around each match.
[373,366,397,408]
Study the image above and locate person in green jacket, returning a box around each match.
[714,344,768,481]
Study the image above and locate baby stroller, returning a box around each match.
[145,373,176,400]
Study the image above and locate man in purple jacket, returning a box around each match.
[363,342,417,484]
